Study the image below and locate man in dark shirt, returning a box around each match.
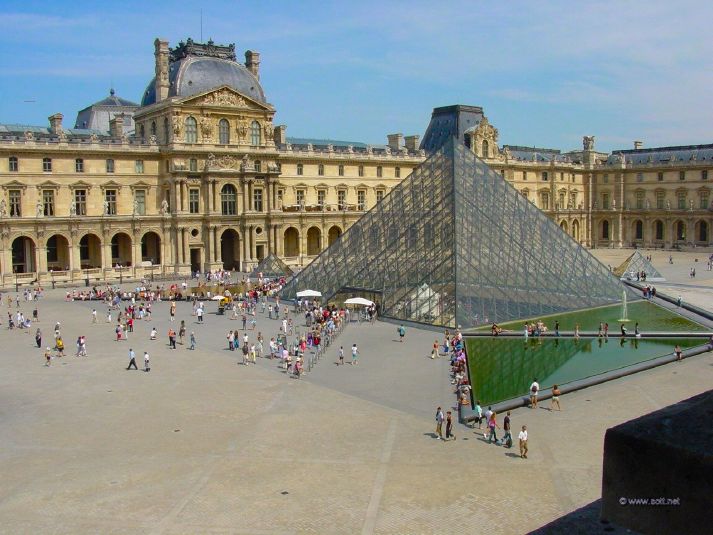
[502,411,512,448]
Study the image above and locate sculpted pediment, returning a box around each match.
[181,85,273,111]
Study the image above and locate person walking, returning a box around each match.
[170,302,176,322]
[604,322,609,338]
[241,342,249,365]
[44,347,52,366]
[144,351,150,372]
[179,321,186,345]
[197,306,204,323]
[435,406,444,440]
[551,384,562,411]
[519,425,529,459]
[502,411,513,448]
[445,410,456,441]
[674,344,682,362]
[338,346,344,365]
[487,411,500,444]
[351,343,359,365]
[529,378,540,409]
[127,348,138,370]
[189,331,196,350]
[431,339,439,359]
[92,309,98,324]
[398,324,406,342]
[474,400,483,430]
[35,328,42,348]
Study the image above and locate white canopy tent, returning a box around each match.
[296,289,322,298]
[344,297,375,306]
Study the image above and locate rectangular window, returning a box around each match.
[678,192,686,209]
[317,190,325,207]
[297,163,303,176]
[253,188,263,211]
[560,172,564,181]
[679,170,685,180]
[542,172,549,181]
[338,164,344,177]
[558,192,565,209]
[636,172,643,182]
[47,238,58,263]
[254,160,262,173]
[701,191,710,209]
[106,159,115,173]
[523,171,527,181]
[189,158,197,172]
[43,158,52,172]
[703,170,708,180]
[43,190,55,216]
[376,190,384,203]
[541,193,549,210]
[75,158,84,173]
[338,190,346,210]
[657,172,664,181]
[189,188,200,214]
[602,193,610,210]
[9,189,21,217]
[296,189,305,206]
[603,174,608,183]
[656,191,665,209]
[135,160,144,174]
[377,166,382,178]
[9,156,18,172]
[135,190,146,215]
[357,190,366,211]
[395,167,400,178]
[74,189,87,216]
[358,165,364,177]
[277,189,284,204]
[318,164,324,176]
[636,191,644,209]
[105,189,117,215]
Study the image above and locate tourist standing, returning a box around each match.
[674,344,682,362]
[338,346,344,365]
[435,406,444,440]
[551,384,561,411]
[189,331,196,350]
[144,351,150,372]
[351,343,359,365]
[519,425,528,459]
[35,328,42,348]
[127,348,138,370]
[487,411,500,444]
[197,306,204,323]
[44,347,52,366]
[529,378,539,408]
[445,410,456,441]
[398,324,406,342]
[604,322,609,338]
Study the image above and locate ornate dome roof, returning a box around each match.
[141,39,265,106]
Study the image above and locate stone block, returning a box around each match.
[601,389,713,535]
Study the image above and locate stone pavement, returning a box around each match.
[0,269,712,534]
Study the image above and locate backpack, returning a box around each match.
[531,384,538,394]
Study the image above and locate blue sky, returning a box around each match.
[1,0,711,152]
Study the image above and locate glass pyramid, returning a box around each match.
[249,253,294,280]
[280,138,628,329]
[613,251,665,281]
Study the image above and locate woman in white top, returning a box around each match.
[518,425,528,459]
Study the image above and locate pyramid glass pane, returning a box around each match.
[281,138,628,329]
[613,251,665,281]
[249,254,294,279]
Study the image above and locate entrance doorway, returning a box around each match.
[190,248,201,273]
[256,244,265,261]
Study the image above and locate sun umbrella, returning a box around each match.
[212,295,225,301]
[296,289,322,298]
[344,297,374,306]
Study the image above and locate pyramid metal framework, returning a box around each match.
[249,254,294,280]
[613,251,665,281]
[280,138,628,329]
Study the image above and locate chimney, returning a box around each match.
[634,140,643,150]
[109,113,124,138]
[154,38,170,102]
[48,113,63,135]
[404,135,420,152]
[274,124,287,145]
[387,133,403,151]
[245,50,260,79]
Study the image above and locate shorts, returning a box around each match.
[552,396,559,402]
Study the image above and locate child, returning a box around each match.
[150,327,157,340]
[339,346,344,365]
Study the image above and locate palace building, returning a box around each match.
[0,37,710,287]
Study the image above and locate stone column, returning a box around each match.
[180,181,187,212]
[36,245,47,274]
[182,229,189,265]
[250,225,257,261]
[213,181,218,214]
[242,181,249,213]
[206,181,212,213]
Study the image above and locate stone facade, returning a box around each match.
[0,37,710,287]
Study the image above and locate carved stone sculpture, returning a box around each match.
[103,199,110,215]
[36,199,44,217]
[172,114,182,136]
[160,199,169,215]
[0,199,6,217]
[583,136,595,151]
[24,131,35,142]
[198,115,212,141]
[133,198,140,215]
[237,118,248,141]
[203,89,247,107]
[69,202,76,216]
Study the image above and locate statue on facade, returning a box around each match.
[160,198,169,215]
[645,198,651,209]
[665,199,671,211]
[237,118,248,141]
[133,198,140,215]
[24,131,34,142]
[0,199,6,217]
[198,115,212,141]
[36,199,43,217]
[583,136,595,151]
[172,114,182,137]
[69,201,76,216]
[264,122,274,141]
[689,199,694,211]
[611,199,616,210]
[103,199,110,215]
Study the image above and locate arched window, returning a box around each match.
[699,221,709,242]
[635,220,644,240]
[163,117,169,143]
[185,116,197,143]
[250,121,261,145]
[482,139,489,157]
[150,121,156,137]
[221,184,237,215]
[675,221,686,241]
[655,220,664,240]
[219,119,230,144]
